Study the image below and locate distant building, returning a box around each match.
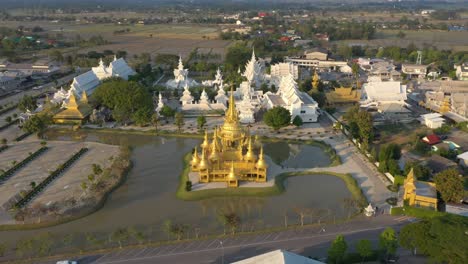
[403,168,438,210]
[457,151,468,168]
[0,59,60,76]
[315,33,329,41]
[455,63,468,81]
[360,77,407,107]
[420,113,445,129]
[422,154,458,175]
[402,64,428,79]
[233,249,325,264]
[270,62,299,85]
[285,48,348,72]
[422,134,441,145]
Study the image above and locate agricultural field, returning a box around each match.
[1,20,230,58]
[337,29,468,51]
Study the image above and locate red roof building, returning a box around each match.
[258,12,268,18]
[422,134,441,145]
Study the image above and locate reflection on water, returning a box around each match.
[0,131,350,245]
[264,141,331,168]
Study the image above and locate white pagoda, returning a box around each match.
[242,49,264,87]
[214,82,228,105]
[237,88,256,123]
[166,56,198,89]
[155,93,165,113]
[180,83,194,105]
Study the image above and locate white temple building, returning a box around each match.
[166,56,199,89]
[360,76,407,108]
[263,74,320,122]
[51,56,135,105]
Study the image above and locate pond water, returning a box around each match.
[0,132,352,250]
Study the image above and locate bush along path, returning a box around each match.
[0,119,19,132]
[14,148,89,209]
[0,147,48,184]
[0,145,9,154]
[14,132,32,142]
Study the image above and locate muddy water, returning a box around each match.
[0,132,350,250]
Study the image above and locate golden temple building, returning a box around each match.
[403,168,438,210]
[190,88,267,187]
[312,70,319,91]
[53,91,92,124]
[325,86,361,106]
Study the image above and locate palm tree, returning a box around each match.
[151,113,160,133]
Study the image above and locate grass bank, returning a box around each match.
[177,153,366,207]
[390,206,446,219]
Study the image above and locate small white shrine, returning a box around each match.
[166,56,199,89]
[155,93,165,113]
[242,49,264,87]
[202,67,224,88]
[179,85,226,113]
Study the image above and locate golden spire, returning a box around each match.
[191,146,200,165]
[209,130,220,161]
[80,91,89,104]
[439,97,450,113]
[228,161,236,180]
[201,130,209,149]
[67,92,79,110]
[226,85,239,123]
[244,136,256,162]
[407,168,415,182]
[256,146,267,169]
[312,69,319,90]
[199,148,208,170]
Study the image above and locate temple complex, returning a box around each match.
[202,67,224,88]
[52,57,135,104]
[264,74,320,122]
[53,91,92,124]
[166,56,199,89]
[403,168,438,210]
[190,88,268,187]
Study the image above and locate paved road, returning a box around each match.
[39,215,415,264]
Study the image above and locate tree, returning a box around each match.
[111,228,130,248]
[159,105,175,119]
[327,235,347,264]
[1,138,6,146]
[399,215,468,263]
[197,115,206,130]
[151,113,160,132]
[218,212,241,235]
[22,114,52,137]
[92,164,103,175]
[185,180,192,192]
[175,112,185,133]
[434,168,464,203]
[379,227,398,260]
[356,239,372,264]
[18,95,37,112]
[263,106,291,131]
[93,79,153,124]
[292,115,303,127]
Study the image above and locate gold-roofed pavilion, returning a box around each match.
[190,87,267,187]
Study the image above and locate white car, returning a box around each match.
[32,85,43,90]
[56,261,78,264]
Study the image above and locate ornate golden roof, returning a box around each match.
[53,92,92,120]
[220,86,244,142]
[256,146,267,169]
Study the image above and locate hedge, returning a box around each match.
[0,145,8,154]
[14,148,89,209]
[15,132,32,142]
[0,147,48,183]
[0,119,19,132]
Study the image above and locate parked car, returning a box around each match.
[32,85,43,90]
[56,261,78,264]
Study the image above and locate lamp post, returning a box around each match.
[219,240,224,264]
